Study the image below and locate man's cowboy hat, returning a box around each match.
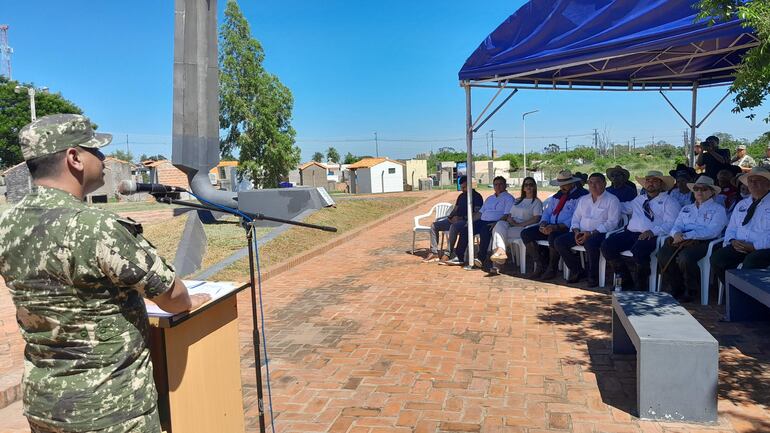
[669,163,697,180]
[739,166,770,185]
[549,169,581,186]
[606,165,630,178]
[687,175,721,195]
[636,170,676,190]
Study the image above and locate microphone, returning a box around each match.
[118,180,187,195]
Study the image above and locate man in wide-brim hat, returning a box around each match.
[521,170,588,280]
[600,170,682,290]
[668,164,698,207]
[657,175,727,302]
[606,165,637,203]
[711,167,770,292]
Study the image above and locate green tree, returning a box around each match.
[312,151,324,162]
[108,150,134,162]
[219,0,300,187]
[326,146,340,163]
[0,77,84,167]
[343,152,360,164]
[697,0,770,122]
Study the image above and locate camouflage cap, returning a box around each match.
[19,114,111,161]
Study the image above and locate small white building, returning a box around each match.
[348,158,405,194]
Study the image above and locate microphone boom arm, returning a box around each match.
[153,196,338,233]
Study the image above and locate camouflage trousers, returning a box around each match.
[28,408,161,433]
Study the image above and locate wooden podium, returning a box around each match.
[147,282,248,433]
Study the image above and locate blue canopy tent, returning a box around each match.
[456,0,757,269]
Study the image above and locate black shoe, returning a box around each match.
[525,265,545,280]
[567,270,585,284]
[586,277,600,288]
[540,268,558,280]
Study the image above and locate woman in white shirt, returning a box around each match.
[488,177,543,273]
[657,175,727,302]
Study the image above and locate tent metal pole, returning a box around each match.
[689,82,698,166]
[464,83,475,270]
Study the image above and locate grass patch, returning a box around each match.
[210,195,420,282]
[142,213,271,274]
[95,200,182,213]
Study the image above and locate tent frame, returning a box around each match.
[458,32,759,270]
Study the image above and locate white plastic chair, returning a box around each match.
[508,223,538,274]
[656,236,723,305]
[603,235,665,292]
[570,215,628,286]
[412,202,452,254]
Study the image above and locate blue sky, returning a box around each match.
[4,0,769,162]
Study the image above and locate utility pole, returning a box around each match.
[564,136,568,152]
[126,134,130,156]
[485,132,489,157]
[593,129,598,150]
[651,135,655,147]
[374,132,379,157]
[0,25,12,79]
[632,136,636,150]
[489,129,495,160]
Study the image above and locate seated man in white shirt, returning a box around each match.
[710,167,770,286]
[449,176,515,268]
[657,176,727,302]
[600,171,682,290]
[554,173,620,287]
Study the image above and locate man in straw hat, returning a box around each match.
[731,144,756,174]
[710,166,770,287]
[657,176,727,302]
[521,170,588,280]
[606,165,637,203]
[0,114,209,432]
[600,170,682,290]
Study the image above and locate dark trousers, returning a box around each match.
[657,240,709,296]
[601,229,658,289]
[521,225,568,271]
[455,220,496,263]
[710,244,770,285]
[553,231,606,281]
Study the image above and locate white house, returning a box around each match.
[401,159,428,189]
[348,158,405,194]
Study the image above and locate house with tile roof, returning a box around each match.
[347,158,405,194]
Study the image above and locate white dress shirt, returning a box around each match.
[670,198,727,240]
[479,191,515,221]
[623,192,682,236]
[570,191,621,233]
[723,193,770,249]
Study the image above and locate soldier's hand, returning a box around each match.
[189,293,212,311]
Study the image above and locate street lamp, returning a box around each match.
[522,109,539,178]
[15,85,48,121]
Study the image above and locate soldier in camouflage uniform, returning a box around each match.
[0,114,209,433]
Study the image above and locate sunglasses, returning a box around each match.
[79,146,105,161]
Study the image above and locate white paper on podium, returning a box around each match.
[145,280,241,318]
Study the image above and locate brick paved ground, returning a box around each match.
[233,198,770,433]
[1,197,769,433]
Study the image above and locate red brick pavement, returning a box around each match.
[233,199,770,433]
[1,196,770,433]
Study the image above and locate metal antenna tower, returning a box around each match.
[0,25,12,79]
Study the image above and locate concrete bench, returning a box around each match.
[612,292,718,422]
[726,269,770,322]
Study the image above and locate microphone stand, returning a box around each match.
[152,193,336,433]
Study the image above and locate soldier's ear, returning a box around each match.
[64,148,85,173]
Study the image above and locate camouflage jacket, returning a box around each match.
[0,186,175,430]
